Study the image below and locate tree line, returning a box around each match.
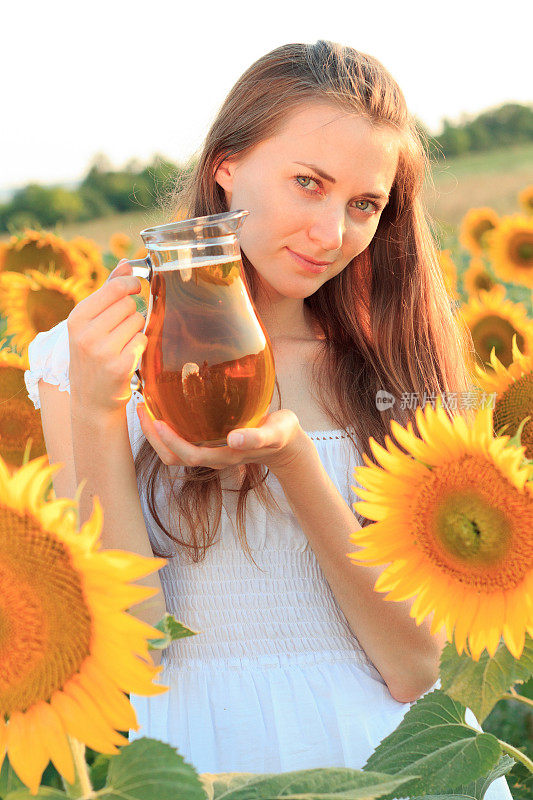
[1,102,532,234]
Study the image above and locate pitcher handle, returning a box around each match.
[127,256,153,394]
[128,256,152,282]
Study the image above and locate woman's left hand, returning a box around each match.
[136,404,311,474]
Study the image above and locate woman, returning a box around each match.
[26,41,512,797]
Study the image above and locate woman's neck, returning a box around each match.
[255,293,323,343]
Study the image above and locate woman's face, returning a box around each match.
[214,102,400,301]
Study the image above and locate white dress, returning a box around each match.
[25,318,513,798]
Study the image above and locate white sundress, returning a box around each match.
[25,318,513,798]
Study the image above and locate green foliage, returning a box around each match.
[200,768,417,799]
[439,635,533,723]
[0,758,26,796]
[363,689,512,799]
[3,740,206,800]
[148,611,198,650]
[1,184,84,232]
[0,154,191,234]
[427,102,533,159]
[483,683,533,800]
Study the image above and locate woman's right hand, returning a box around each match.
[67,259,147,416]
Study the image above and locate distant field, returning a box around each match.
[2,143,533,251]
[424,142,533,249]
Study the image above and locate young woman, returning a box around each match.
[26,41,512,796]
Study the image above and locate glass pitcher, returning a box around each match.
[128,210,276,447]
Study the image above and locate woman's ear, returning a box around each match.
[214,156,237,199]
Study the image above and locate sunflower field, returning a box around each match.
[0,190,532,799]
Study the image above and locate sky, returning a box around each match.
[1,0,531,193]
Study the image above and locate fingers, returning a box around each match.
[95,293,142,335]
[136,404,245,469]
[68,275,142,329]
[106,259,132,280]
[104,311,147,356]
[136,404,186,467]
[116,332,148,375]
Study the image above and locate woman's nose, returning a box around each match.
[308,206,346,252]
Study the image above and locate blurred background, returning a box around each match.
[0,3,532,796]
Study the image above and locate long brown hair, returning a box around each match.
[134,40,474,564]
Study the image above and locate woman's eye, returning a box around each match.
[353,199,376,214]
[295,174,320,192]
[294,175,379,215]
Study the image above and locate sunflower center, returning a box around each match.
[509,234,533,266]
[0,366,26,401]
[471,314,525,369]
[474,271,494,292]
[0,405,31,442]
[412,454,533,590]
[0,507,92,716]
[6,243,74,277]
[494,372,533,460]
[435,494,509,564]
[0,399,46,465]
[26,289,76,333]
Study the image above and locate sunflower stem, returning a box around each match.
[501,687,533,709]
[64,736,95,799]
[497,738,533,773]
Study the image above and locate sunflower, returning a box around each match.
[459,208,500,256]
[133,245,148,260]
[0,344,46,468]
[462,257,497,297]
[0,454,168,794]
[109,233,132,261]
[437,250,459,299]
[518,185,533,215]
[486,214,533,289]
[69,236,109,289]
[474,333,533,460]
[348,398,533,662]
[458,283,533,370]
[0,230,92,283]
[0,270,92,353]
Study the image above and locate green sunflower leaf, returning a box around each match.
[148,612,198,650]
[362,689,507,799]
[200,767,417,799]
[101,737,205,800]
[4,789,67,800]
[439,635,533,723]
[89,752,112,791]
[0,759,26,797]
[408,753,514,799]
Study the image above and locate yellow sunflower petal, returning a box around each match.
[29,701,75,786]
[483,591,506,658]
[72,664,139,731]
[409,583,438,626]
[61,680,129,746]
[50,690,120,755]
[6,710,50,795]
[452,590,480,655]
[502,590,528,659]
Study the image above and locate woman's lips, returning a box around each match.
[286,248,331,273]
